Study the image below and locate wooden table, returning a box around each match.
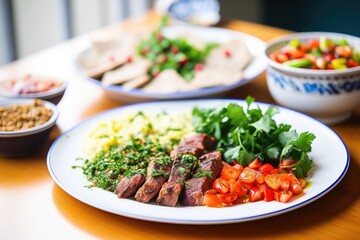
[1,12,359,240]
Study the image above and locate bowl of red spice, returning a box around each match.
[0,74,67,105]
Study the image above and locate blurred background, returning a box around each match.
[1,0,359,66]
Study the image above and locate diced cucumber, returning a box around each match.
[283,58,312,68]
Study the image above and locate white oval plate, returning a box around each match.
[77,26,266,103]
[47,100,349,224]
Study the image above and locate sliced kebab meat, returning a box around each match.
[135,155,173,203]
[181,151,223,206]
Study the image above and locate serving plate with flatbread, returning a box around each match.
[77,25,266,103]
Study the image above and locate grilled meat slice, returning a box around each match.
[157,154,197,206]
[170,142,204,159]
[181,151,223,206]
[135,156,172,203]
[183,134,217,151]
[115,173,145,198]
[170,133,217,159]
[156,182,184,207]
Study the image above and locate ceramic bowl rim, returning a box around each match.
[0,76,67,99]
[265,31,360,76]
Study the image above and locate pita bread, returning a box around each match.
[102,59,151,85]
[205,39,252,72]
[143,69,194,93]
[122,75,151,90]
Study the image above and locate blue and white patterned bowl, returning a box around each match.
[265,32,360,124]
[168,0,220,26]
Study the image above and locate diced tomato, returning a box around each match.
[156,33,164,41]
[232,163,243,171]
[263,189,274,202]
[259,163,274,173]
[242,182,254,191]
[347,59,359,68]
[290,183,303,195]
[221,167,241,180]
[299,44,309,53]
[315,57,326,69]
[194,63,204,71]
[326,64,334,70]
[275,53,289,63]
[240,168,257,183]
[264,174,280,190]
[278,173,290,190]
[304,53,316,63]
[307,39,320,49]
[335,45,352,58]
[269,168,279,174]
[273,190,281,202]
[255,171,265,184]
[171,46,179,54]
[280,159,297,167]
[287,47,305,59]
[249,187,263,202]
[213,178,229,193]
[224,49,232,58]
[229,179,248,196]
[217,192,238,204]
[324,53,335,62]
[279,190,293,203]
[248,158,262,169]
[298,178,308,189]
[203,191,223,207]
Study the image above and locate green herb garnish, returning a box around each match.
[137,17,218,81]
[192,96,315,178]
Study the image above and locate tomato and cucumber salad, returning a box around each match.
[203,159,308,207]
[270,36,360,70]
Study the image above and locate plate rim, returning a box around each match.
[47,99,350,224]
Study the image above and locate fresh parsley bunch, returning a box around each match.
[192,97,316,178]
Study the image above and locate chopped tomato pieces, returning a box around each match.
[203,191,223,207]
[204,158,308,207]
[221,167,241,180]
[248,158,262,169]
[240,168,257,183]
[213,178,229,193]
[264,174,280,190]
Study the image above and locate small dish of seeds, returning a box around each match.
[0,99,59,157]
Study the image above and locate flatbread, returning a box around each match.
[142,69,194,93]
[205,39,252,72]
[122,75,151,90]
[102,59,151,85]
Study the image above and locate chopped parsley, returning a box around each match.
[78,138,169,192]
[193,169,213,178]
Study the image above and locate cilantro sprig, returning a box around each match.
[192,97,316,178]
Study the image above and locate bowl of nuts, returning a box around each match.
[0,74,67,105]
[0,99,59,157]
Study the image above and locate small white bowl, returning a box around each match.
[0,75,67,105]
[0,99,59,157]
[265,32,360,124]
